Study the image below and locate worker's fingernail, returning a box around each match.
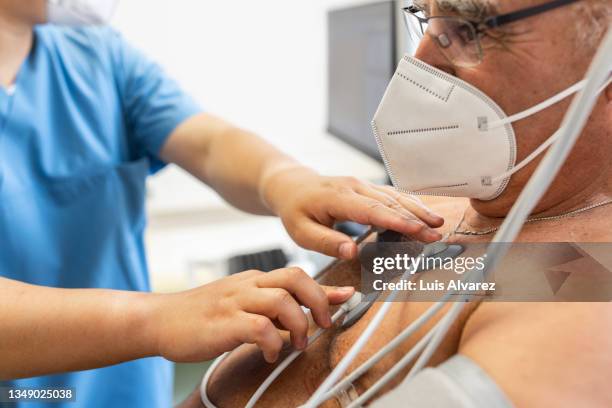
[337,286,355,294]
[298,337,308,350]
[339,243,354,259]
[429,211,444,221]
[266,353,278,363]
[320,313,332,329]
[425,229,443,241]
[416,203,442,221]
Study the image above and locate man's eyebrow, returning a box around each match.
[413,0,497,21]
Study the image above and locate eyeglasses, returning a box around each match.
[403,0,580,67]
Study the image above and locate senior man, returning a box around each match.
[0,1,449,407]
[200,0,612,407]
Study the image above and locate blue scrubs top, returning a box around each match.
[0,26,200,408]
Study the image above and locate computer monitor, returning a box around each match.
[327,1,405,162]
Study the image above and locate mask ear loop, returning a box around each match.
[486,79,587,130]
[490,75,612,185]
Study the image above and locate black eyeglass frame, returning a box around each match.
[404,0,580,65]
[405,0,580,32]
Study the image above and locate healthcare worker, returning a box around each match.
[0,1,446,407]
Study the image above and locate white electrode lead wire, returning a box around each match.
[244,308,347,408]
[303,263,418,408]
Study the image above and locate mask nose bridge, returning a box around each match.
[397,57,456,103]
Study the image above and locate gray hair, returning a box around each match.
[576,1,611,51]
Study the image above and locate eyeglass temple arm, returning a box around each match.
[485,0,580,28]
[404,5,428,22]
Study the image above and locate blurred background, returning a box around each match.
[110,0,411,402]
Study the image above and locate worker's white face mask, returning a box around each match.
[47,0,119,26]
[372,55,588,200]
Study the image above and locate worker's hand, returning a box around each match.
[260,166,445,259]
[148,267,354,364]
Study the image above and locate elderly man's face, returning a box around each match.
[412,0,611,216]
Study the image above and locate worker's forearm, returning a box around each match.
[0,277,157,380]
[205,126,313,215]
[161,113,315,215]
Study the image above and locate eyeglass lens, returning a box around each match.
[403,10,483,67]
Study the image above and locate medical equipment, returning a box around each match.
[340,291,380,329]
[303,29,612,408]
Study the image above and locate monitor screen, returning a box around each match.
[327,1,396,162]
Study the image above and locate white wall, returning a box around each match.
[112,0,377,147]
[110,1,386,291]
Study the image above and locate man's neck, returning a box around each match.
[466,167,612,230]
[0,12,34,87]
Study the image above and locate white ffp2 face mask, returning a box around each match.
[47,0,119,26]
[372,55,592,201]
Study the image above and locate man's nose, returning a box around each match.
[413,35,456,76]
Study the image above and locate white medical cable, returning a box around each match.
[491,75,612,184]
[200,292,364,408]
[319,293,456,402]
[406,300,467,379]
[307,30,612,408]
[303,264,418,408]
[345,295,470,408]
[200,352,230,408]
[333,269,481,407]
[307,242,462,406]
[244,293,363,408]
[344,324,435,408]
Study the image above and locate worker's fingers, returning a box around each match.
[240,288,310,350]
[352,187,442,242]
[237,313,284,363]
[289,217,358,260]
[326,193,442,243]
[354,185,441,238]
[255,267,342,329]
[363,184,445,228]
